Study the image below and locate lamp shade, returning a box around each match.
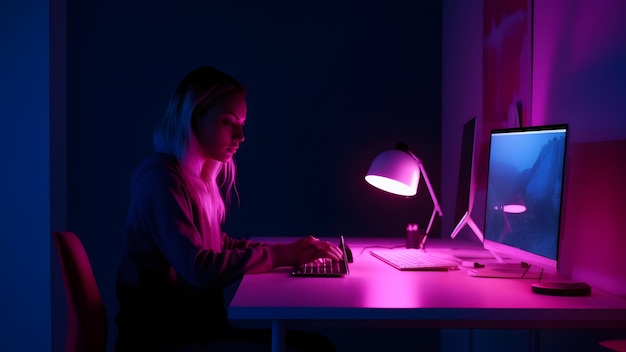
[365,149,420,196]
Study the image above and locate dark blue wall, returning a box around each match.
[0,0,51,350]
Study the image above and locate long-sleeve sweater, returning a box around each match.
[115,152,295,344]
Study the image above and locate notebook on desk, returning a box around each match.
[291,236,350,277]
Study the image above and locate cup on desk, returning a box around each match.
[406,223,426,249]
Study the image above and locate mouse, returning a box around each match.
[344,244,353,263]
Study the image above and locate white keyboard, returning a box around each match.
[370,248,459,271]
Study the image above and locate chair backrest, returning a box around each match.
[53,231,108,352]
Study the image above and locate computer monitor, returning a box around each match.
[450,117,484,242]
[482,124,568,275]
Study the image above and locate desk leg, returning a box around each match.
[272,320,285,352]
[440,329,471,352]
[529,329,539,352]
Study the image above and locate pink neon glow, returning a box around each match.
[530,2,626,297]
[533,1,626,131]
[564,140,626,297]
[364,273,421,308]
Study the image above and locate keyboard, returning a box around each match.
[292,257,348,277]
[291,236,350,277]
[370,248,459,271]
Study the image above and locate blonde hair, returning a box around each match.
[153,66,245,225]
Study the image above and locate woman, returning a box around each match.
[115,66,340,351]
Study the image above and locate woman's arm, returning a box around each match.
[222,233,267,249]
[130,166,293,288]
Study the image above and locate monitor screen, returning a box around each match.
[482,124,568,273]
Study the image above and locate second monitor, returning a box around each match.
[450,117,484,242]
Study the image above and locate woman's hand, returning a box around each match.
[289,235,344,265]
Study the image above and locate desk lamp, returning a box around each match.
[365,142,443,248]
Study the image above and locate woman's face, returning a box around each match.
[194,91,246,162]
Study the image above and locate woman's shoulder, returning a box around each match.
[136,152,178,167]
[130,152,183,186]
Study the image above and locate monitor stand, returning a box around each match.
[466,250,544,279]
[467,262,544,279]
[450,211,484,242]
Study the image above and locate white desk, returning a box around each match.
[228,237,626,352]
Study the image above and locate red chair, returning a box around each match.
[599,339,626,351]
[53,231,108,352]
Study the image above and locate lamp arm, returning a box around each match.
[415,156,443,235]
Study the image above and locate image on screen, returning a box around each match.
[483,124,568,271]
